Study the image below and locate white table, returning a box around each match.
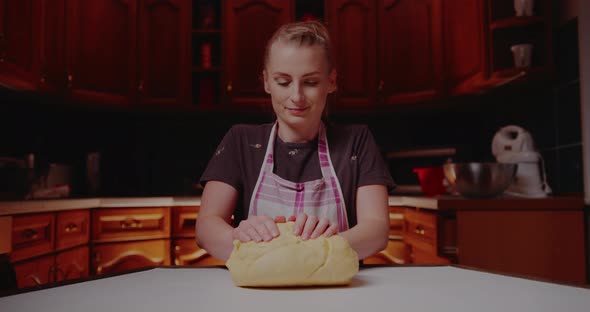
[1,266,589,312]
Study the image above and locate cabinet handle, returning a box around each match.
[40,59,47,83]
[174,245,181,253]
[67,73,73,89]
[120,218,142,229]
[21,228,39,240]
[138,80,144,92]
[414,225,425,235]
[64,222,78,233]
[226,81,232,92]
[378,80,384,92]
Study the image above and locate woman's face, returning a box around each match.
[264,41,336,131]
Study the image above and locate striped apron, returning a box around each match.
[248,122,349,232]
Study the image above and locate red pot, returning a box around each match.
[413,166,447,196]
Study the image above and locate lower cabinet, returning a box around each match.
[91,240,171,275]
[172,238,224,266]
[13,245,89,288]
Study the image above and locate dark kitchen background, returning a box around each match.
[0,0,584,199]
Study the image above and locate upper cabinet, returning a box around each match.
[224,0,293,110]
[377,0,444,106]
[65,0,138,106]
[327,0,376,110]
[0,0,39,90]
[138,0,190,107]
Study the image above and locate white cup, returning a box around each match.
[511,44,533,68]
[514,0,535,17]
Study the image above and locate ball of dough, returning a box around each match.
[226,222,359,287]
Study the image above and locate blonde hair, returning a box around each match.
[264,20,334,71]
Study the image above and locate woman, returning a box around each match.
[196,21,394,261]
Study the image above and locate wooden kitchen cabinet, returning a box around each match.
[56,209,90,251]
[13,254,55,288]
[138,0,191,108]
[326,0,376,110]
[91,239,171,275]
[10,213,55,263]
[55,245,89,282]
[403,208,456,265]
[172,238,224,266]
[376,0,444,106]
[224,0,293,109]
[64,0,137,106]
[171,206,198,238]
[91,207,170,243]
[443,0,487,95]
[0,0,39,90]
[364,206,410,265]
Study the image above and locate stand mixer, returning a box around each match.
[491,125,551,197]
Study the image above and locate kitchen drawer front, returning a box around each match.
[55,246,89,282]
[92,207,171,242]
[10,213,55,262]
[91,239,171,275]
[56,210,90,251]
[364,239,411,265]
[172,238,224,266]
[13,254,56,288]
[404,209,438,243]
[172,206,199,238]
[388,206,405,239]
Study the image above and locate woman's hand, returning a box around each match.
[232,215,280,242]
[292,214,338,240]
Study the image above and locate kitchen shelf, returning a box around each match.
[489,16,544,30]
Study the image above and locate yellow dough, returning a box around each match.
[226,222,359,287]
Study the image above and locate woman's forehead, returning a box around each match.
[267,42,329,73]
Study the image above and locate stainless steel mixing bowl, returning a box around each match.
[442,162,517,198]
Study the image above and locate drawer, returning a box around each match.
[388,206,405,239]
[172,206,199,238]
[10,213,55,262]
[56,210,90,251]
[172,238,224,266]
[91,239,171,275]
[92,207,170,243]
[55,246,89,282]
[404,209,438,242]
[13,254,56,288]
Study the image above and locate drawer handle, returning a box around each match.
[120,218,142,229]
[21,229,39,240]
[64,223,78,233]
[414,226,425,235]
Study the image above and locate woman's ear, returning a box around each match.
[328,69,337,94]
[263,69,271,94]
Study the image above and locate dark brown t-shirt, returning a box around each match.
[199,123,395,228]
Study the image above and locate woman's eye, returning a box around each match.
[304,81,319,86]
[277,81,290,87]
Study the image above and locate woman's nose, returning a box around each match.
[290,85,305,103]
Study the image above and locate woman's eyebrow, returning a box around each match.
[302,71,321,77]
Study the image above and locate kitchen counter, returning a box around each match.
[0,195,584,216]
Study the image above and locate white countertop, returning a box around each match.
[1,266,589,312]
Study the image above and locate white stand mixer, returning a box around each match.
[491,125,552,197]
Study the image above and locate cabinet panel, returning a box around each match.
[13,254,55,288]
[65,0,136,105]
[0,0,39,89]
[327,0,376,109]
[91,239,171,275]
[138,0,190,107]
[225,0,293,108]
[172,206,198,238]
[443,0,486,94]
[10,213,55,262]
[377,0,443,105]
[55,245,89,282]
[92,207,170,243]
[38,0,66,91]
[172,238,224,266]
[363,239,410,265]
[56,209,89,251]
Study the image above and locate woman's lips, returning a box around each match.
[285,106,310,115]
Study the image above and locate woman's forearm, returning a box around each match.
[195,215,235,261]
[339,219,388,260]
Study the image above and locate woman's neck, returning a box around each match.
[277,121,321,143]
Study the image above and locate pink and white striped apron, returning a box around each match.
[248,122,349,232]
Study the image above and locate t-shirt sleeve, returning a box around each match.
[357,126,396,192]
[199,126,241,191]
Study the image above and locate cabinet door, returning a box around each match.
[38,0,66,92]
[0,0,40,90]
[10,213,55,263]
[13,254,55,288]
[92,240,171,275]
[92,207,170,243]
[377,0,443,105]
[65,0,137,106]
[172,238,224,266]
[56,209,90,251]
[55,245,89,282]
[137,0,190,107]
[443,0,486,94]
[327,0,376,110]
[225,0,293,109]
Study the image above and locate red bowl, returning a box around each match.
[413,166,447,196]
